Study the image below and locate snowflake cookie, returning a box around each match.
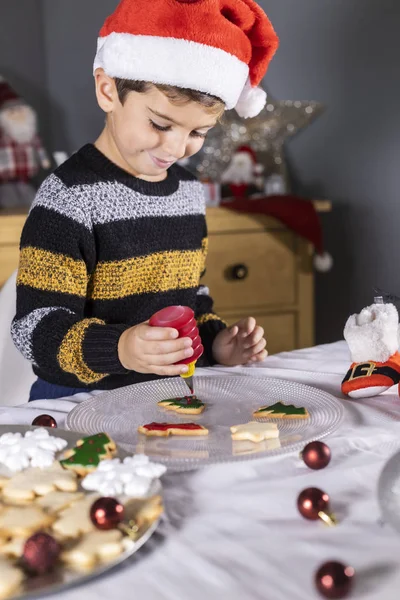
[81,455,166,498]
[0,428,67,472]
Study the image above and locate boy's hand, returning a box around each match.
[118,322,193,376]
[212,317,267,366]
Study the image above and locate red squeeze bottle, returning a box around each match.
[149,306,203,390]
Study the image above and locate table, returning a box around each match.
[2,340,400,600]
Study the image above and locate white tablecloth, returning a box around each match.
[2,340,400,600]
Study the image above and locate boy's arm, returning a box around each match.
[11,177,129,385]
[195,284,227,365]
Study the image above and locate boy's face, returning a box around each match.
[95,71,219,182]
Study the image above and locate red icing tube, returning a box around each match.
[149,305,203,365]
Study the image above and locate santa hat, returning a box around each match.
[224,195,333,272]
[93,0,279,119]
[0,77,20,112]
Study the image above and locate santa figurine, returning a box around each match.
[221,145,264,199]
[0,76,51,208]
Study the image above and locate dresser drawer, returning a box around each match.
[203,231,296,311]
[220,312,296,355]
[0,246,20,287]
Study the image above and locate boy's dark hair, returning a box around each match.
[114,79,225,116]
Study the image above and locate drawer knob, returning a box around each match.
[227,264,249,281]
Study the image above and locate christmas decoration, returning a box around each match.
[223,195,333,272]
[315,561,355,599]
[301,441,331,470]
[90,497,125,530]
[297,487,336,526]
[192,93,324,183]
[0,76,50,208]
[22,533,60,575]
[220,145,264,198]
[342,301,400,398]
[264,173,287,196]
[31,415,58,428]
[93,0,279,118]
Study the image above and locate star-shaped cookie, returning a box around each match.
[230,421,279,443]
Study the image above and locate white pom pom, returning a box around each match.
[314,252,333,272]
[235,79,267,119]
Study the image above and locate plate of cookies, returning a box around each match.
[0,425,165,600]
[66,375,345,471]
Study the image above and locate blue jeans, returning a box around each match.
[29,378,88,401]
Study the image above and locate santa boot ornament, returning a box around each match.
[342,301,400,398]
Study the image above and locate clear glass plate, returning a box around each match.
[66,376,344,471]
[378,448,400,534]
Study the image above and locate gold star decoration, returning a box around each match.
[190,90,324,184]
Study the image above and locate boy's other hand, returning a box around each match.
[118,322,193,376]
[212,317,267,367]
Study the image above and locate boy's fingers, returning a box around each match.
[141,325,179,341]
[235,316,256,337]
[244,327,264,348]
[245,338,267,358]
[225,325,239,340]
[147,347,194,366]
[145,338,192,355]
[150,363,189,377]
[249,349,268,363]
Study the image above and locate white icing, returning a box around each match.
[0,428,68,472]
[81,455,166,498]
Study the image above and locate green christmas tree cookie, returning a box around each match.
[253,401,309,419]
[157,396,205,415]
[60,433,116,476]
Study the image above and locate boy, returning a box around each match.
[11,0,279,401]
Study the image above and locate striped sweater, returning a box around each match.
[11,144,226,390]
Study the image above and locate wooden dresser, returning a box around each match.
[0,210,27,288]
[203,203,330,355]
[0,203,330,355]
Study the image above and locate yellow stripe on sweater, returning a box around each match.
[197,313,227,326]
[58,318,107,384]
[17,247,88,296]
[89,242,207,300]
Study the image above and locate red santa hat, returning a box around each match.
[0,77,21,112]
[93,0,279,119]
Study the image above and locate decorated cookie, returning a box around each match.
[230,421,279,443]
[138,423,209,437]
[60,433,117,476]
[82,456,166,498]
[52,493,100,539]
[36,491,85,515]
[253,401,309,419]
[125,494,164,530]
[0,506,54,538]
[2,463,78,502]
[61,529,125,570]
[158,396,205,415]
[0,428,67,472]
[0,558,24,600]
[0,537,26,559]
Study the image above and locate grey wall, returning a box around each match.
[2,0,400,344]
[0,0,50,146]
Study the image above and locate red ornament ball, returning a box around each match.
[297,487,330,521]
[302,441,331,470]
[32,414,57,428]
[315,561,355,599]
[90,497,125,530]
[23,533,60,575]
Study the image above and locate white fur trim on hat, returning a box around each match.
[234,79,267,118]
[343,302,399,363]
[93,33,249,110]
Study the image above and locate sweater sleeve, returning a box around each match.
[195,223,227,365]
[11,175,129,385]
